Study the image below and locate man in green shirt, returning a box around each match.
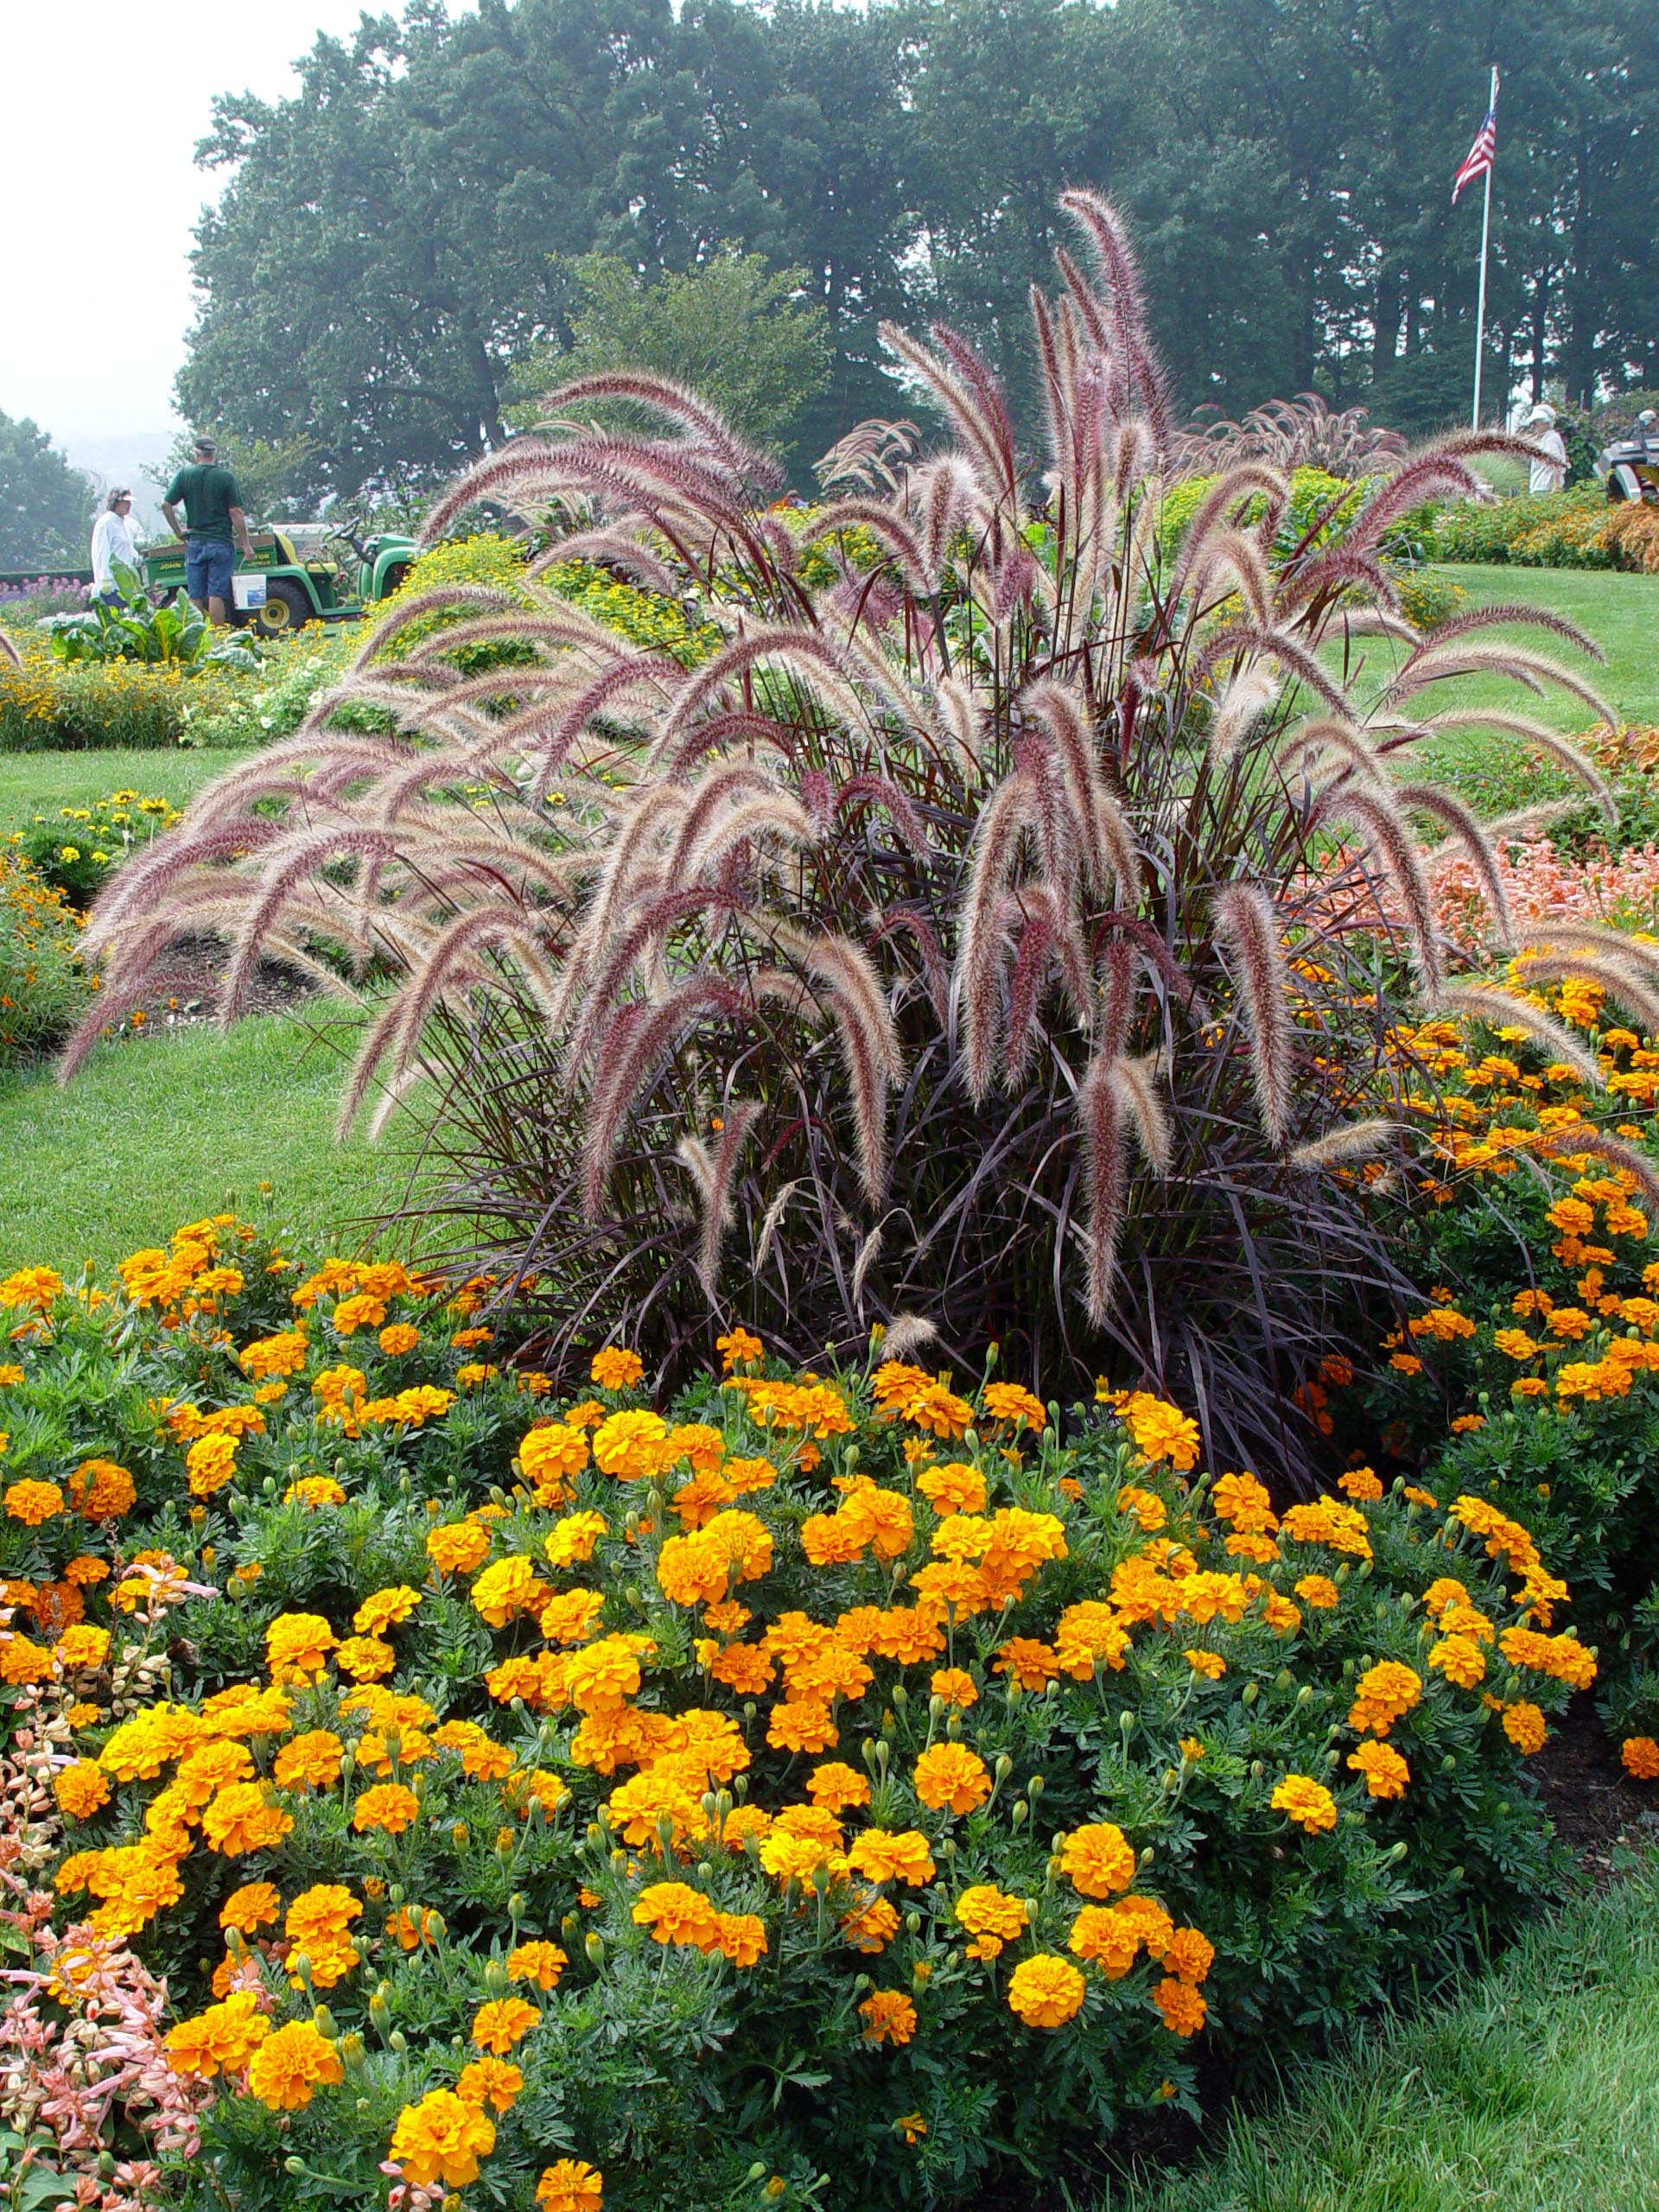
[162,435,255,624]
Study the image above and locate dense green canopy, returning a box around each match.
[177,0,1659,500]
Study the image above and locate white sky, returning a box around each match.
[0,3,471,475]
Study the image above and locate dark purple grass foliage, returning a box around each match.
[70,192,1637,1487]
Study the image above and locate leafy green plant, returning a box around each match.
[0,851,91,1060]
[10,789,181,907]
[40,564,264,673]
[77,194,1624,1483]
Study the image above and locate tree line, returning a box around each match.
[179,0,1659,501]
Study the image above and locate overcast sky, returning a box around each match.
[1,3,472,486]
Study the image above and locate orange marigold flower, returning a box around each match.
[54,1759,111,1820]
[508,1940,569,1991]
[536,2158,605,2211]
[1271,1774,1337,1834]
[847,1828,936,1887]
[1503,1701,1548,1755]
[246,2018,342,2111]
[165,1990,271,2080]
[930,1666,979,1708]
[1152,1975,1208,2037]
[1007,1953,1085,2027]
[353,1783,420,1835]
[859,1989,918,2045]
[427,1520,492,1577]
[391,2088,497,2186]
[1621,1735,1659,1780]
[456,2056,523,2113]
[912,1743,991,1816]
[472,1997,541,2052]
[201,1783,295,1857]
[1347,1740,1409,1799]
[3,1479,63,1526]
[67,1459,137,1519]
[590,1346,645,1391]
[1057,1821,1135,1899]
[806,1760,871,1813]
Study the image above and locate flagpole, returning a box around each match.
[1471,66,1498,429]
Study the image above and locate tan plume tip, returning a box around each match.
[1289,1118,1397,1171]
[1211,880,1294,1146]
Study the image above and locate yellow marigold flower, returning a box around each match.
[1512,1376,1548,1399]
[859,1989,918,2045]
[54,1759,111,1819]
[1545,1306,1593,1340]
[1347,1659,1422,1738]
[201,1783,295,1857]
[427,1519,492,1577]
[273,1730,344,1790]
[1337,1466,1383,1503]
[847,1828,936,1887]
[456,2056,522,2113]
[471,1554,546,1629]
[1152,1976,1208,2037]
[912,1743,991,1816]
[508,1939,569,1991]
[1347,1740,1409,1799]
[1428,1634,1486,1689]
[1209,1471,1277,1533]
[265,1611,338,1683]
[1119,1392,1201,1471]
[590,1346,645,1391]
[953,1884,1028,1960]
[1271,1775,1337,1834]
[927,1666,978,1711]
[185,1433,239,1499]
[54,1624,109,1669]
[914,1460,988,1515]
[805,1760,870,1813]
[3,1478,63,1526]
[1057,1821,1135,1898]
[353,1585,423,1637]
[238,1330,309,1379]
[712,1910,768,1967]
[471,1996,541,2052]
[519,1421,591,1503]
[1007,1953,1085,2027]
[593,1408,669,1480]
[391,2087,497,2186]
[246,2018,342,2111]
[981,1382,1047,1429]
[716,1326,763,1372]
[286,1474,346,1509]
[219,1881,282,1933]
[1294,1574,1339,1611]
[1280,1499,1373,1560]
[1622,1736,1659,1780]
[165,1990,271,2080]
[1183,1648,1225,1679]
[335,1635,395,1681]
[353,1783,420,1835]
[536,2158,605,2211]
[67,1459,136,1519]
[543,1510,607,1569]
[1503,1701,1548,1754]
[1116,1484,1168,1532]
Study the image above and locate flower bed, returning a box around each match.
[0,1225,1596,2209]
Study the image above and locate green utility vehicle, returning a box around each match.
[140,522,417,638]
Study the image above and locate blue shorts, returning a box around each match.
[185,537,235,603]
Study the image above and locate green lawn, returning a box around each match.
[1109,1856,1659,2212]
[0,747,246,827]
[0,1015,413,1278]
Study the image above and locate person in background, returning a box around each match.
[89,487,141,606]
[1524,403,1567,497]
[161,435,255,624]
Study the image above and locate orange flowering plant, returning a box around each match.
[0,1225,1584,2209]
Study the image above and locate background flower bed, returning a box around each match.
[0,1229,1593,2211]
[1429,484,1659,575]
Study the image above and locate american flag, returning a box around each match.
[1452,99,1497,203]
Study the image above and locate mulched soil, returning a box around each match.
[99,943,320,1039]
[1531,1691,1658,1880]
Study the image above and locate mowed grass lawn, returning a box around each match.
[0,745,248,824]
[1109,1854,1659,2212]
[0,1016,413,1278]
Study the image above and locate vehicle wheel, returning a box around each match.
[252,580,313,636]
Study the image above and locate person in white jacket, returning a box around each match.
[90,488,141,605]
[1523,404,1568,496]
